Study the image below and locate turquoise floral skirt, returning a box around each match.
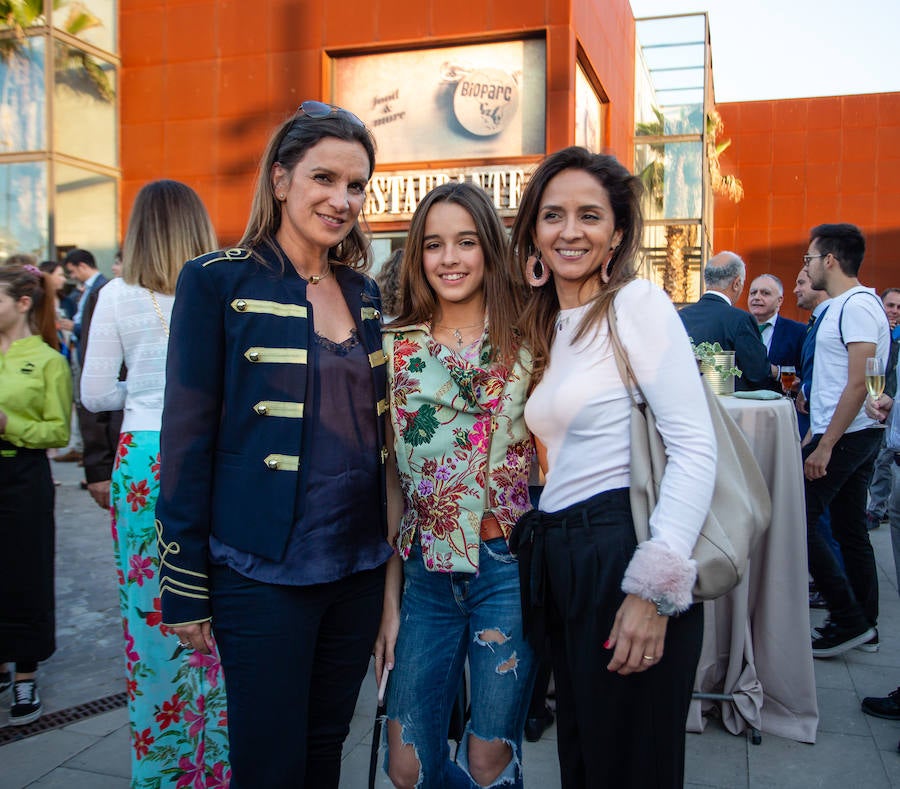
[112,430,230,787]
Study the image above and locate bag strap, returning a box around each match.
[606,302,643,408]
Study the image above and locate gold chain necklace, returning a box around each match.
[298,265,333,285]
[147,289,170,337]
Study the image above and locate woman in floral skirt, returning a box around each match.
[81,180,229,787]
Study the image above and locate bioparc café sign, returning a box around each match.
[364,165,536,223]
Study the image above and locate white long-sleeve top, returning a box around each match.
[525,278,717,560]
[81,278,173,433]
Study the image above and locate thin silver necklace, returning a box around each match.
[435,320,484,348]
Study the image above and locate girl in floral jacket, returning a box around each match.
[81,181,229,788]
[375,183,536,788]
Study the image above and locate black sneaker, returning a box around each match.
[0,669,11,696]
[812,622,876,658]
[856,628,880,653]
[9,679,42,726]
[862,687,900,720]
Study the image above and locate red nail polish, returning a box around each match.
[603,639,611,649]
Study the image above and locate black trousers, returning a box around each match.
[210,563,385,789]
[0,444,56,665]
[804,428,882,629]
[516,489,703,789]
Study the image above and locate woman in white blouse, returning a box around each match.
[81,181,231,787]
[509,147,717,788]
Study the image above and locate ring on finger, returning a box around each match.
[178,641,191,648]
[642,654,655,662]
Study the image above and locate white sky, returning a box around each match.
[629,0,900,103]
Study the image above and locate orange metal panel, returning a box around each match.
[166,2,217,64]
[121,65,165,125]
[164,61,218,121]
[120,9,165,67]
[220,0,269,56]
[218,56,270,118]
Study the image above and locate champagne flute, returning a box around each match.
[865,357,885,398]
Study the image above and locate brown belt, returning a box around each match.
[480,513,503,541]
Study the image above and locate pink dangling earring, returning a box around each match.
[526,250,550,287]
[600,246,617,284]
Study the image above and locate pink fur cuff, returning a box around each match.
[621,540,696,613]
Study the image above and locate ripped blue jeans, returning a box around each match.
[386,538,536,788]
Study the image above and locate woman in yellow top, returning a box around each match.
[0,263,72,725]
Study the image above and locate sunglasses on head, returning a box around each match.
[293,100,365,128]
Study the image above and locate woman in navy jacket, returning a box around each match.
[156,102,392,788]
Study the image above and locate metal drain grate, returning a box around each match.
[0,691,128,746]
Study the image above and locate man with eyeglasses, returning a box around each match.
[802,223,890,658]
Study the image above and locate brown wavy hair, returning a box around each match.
[510,147,643,383]
[391,182,524,365]
[239,107,377,271]
[0,263,59,349]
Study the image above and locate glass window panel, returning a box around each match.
[635,141,702,221]
[53,41,116,166]
[635,14,706,48]
[0,161,49,259]
[639,223,702,305]
[52,0,117,54]
[575,64,605,153]
[0,36,46,152]
[55,162,117,268]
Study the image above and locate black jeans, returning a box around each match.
[804,428,882,629]
[210,563,385,789]
[515,489,703,789]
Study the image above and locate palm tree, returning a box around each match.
[1,1,112,100]
[636,106,742,303]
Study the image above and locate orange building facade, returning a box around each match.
[714,93,900,318]
[117,2,898,309]
[120,0,636,251]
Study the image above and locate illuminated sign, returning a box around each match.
[364,165,535,222]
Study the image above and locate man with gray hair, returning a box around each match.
[678,251,774,391]
[748,273,806,369]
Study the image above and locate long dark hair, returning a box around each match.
[510,147,643,383]
[239,108,377,270]
[0,264,59,349]
[392,182,524,365]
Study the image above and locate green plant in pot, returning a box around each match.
[690,340,742,395]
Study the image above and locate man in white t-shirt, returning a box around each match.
[803,223,890,658]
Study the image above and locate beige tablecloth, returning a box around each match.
[687,396,819,743]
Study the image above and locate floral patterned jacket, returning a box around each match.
[384,324,534,573]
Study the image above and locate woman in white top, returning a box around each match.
[81,180,231,787]
[508,147,717,788]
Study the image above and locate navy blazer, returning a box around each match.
[798,308,827,437]
[156,245,389,626]
[73,272,108,343]
[678,293,773,391]
[766,315,806,368]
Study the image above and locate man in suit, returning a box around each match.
[61,248,109,481]
[794,266,831,438]
[748,273,806,370]
[678,251,774,391]
[65,248,107,358]
[794,265,843,598]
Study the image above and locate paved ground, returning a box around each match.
[2,458,900,788]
